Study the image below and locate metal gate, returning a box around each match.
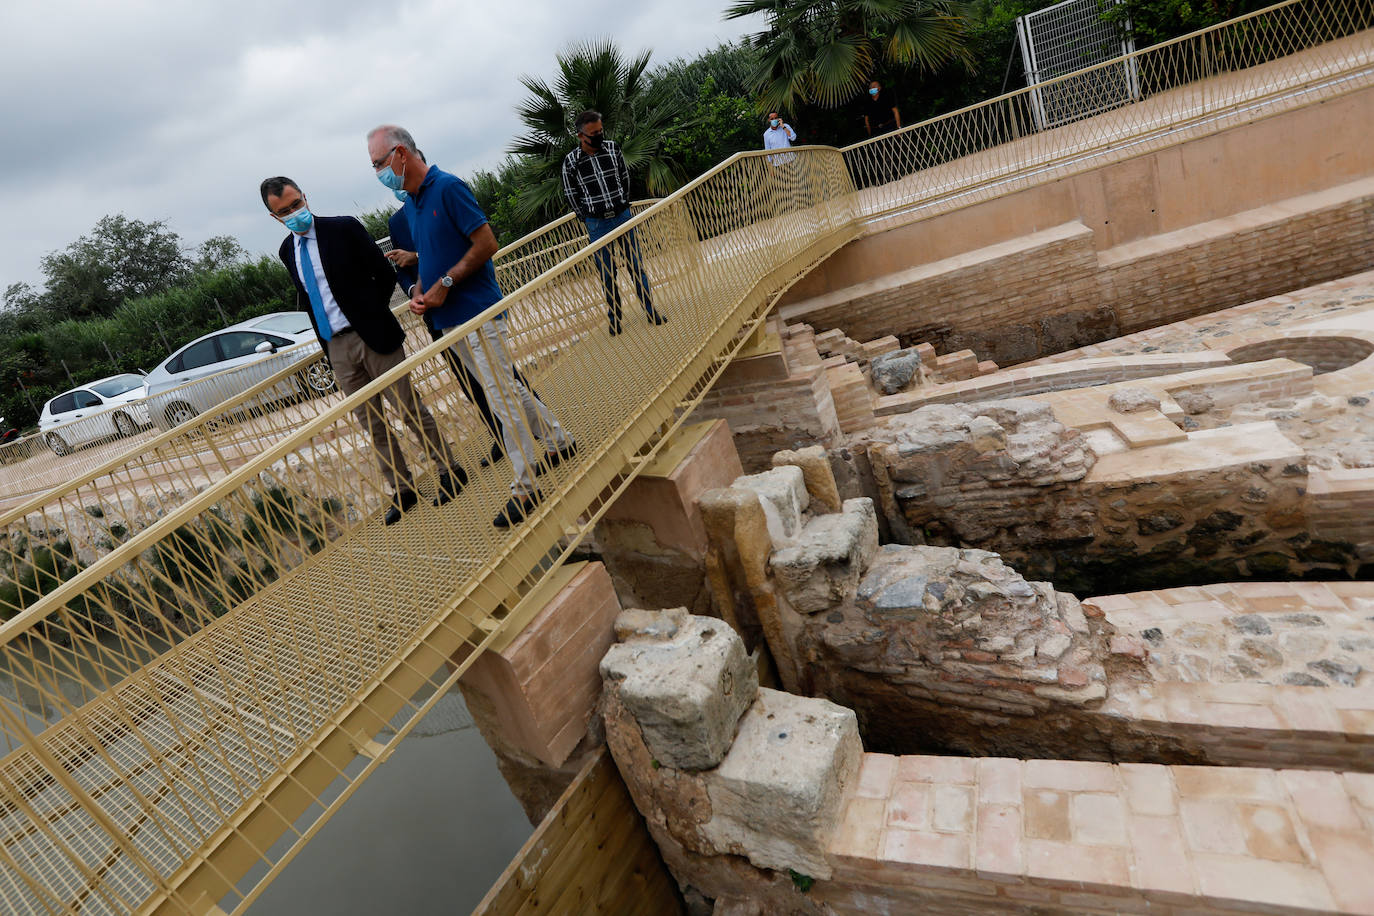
[1017,0,1140,129]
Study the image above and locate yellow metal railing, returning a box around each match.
[0,205,655,513]
[0,146,858,915]
[842,0,1372,223]
[0,1,1366,911]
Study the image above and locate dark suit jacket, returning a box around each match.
[278,215,406,355]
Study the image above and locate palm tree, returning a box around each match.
[725,0,972,113]
[509,40,686,227]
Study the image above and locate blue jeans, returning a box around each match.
[585,209,654,326]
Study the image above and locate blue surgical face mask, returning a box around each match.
[376,149,406,191]
[283,207,313,233]
[392,188,409,203]
[869,87,880,96]
[770,118,781,128]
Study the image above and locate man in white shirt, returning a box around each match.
[763,112,800,212]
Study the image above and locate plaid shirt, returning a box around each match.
[561,140,632,221]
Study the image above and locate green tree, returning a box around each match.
[508,40,687,227]
[1103,0,1269,49]
[192,235,247,275]
[725,0,972,113]
[471,157,541,246]
[39,214,189,319]
[357,205,398,242]
[653,42,767,172]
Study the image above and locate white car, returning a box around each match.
[143,312,335,431]
[38,373,151,456]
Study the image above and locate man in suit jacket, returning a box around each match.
[261,175,465,525]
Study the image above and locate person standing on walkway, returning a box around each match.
[366,125,575,529]
[763,111,800,211]
[261,176,465,526]
[560,110,668,336]
[386,203,515,470]
[862,80,902,138]
[763,111,797,155]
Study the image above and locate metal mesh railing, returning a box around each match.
[0,1,1367,911]
[0,146,857,915]
[842,0,1372,218]
[0,206,658,514]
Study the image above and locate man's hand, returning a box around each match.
[408,288,427,316]
[386,249,418,268]
[413,280,449,315]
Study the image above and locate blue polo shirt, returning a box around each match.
[411,166,505,330]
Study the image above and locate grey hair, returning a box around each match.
[367,124,419,155]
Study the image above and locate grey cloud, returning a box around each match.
[1,0,755,289]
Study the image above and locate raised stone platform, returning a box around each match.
[827,753,1374,913]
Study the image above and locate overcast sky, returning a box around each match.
[0,0,755,292]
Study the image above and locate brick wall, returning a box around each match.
[695,347,843,473]
[782,178,1374,366]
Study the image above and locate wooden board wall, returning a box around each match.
[473,749,683,915]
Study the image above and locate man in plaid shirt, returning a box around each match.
[561,110,668,335]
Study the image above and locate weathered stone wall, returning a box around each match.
[853,401,1334,597]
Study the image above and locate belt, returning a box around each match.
[595,206,628,220]
[333,326,355,337]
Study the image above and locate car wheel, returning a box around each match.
[304,360,337,394]
[113,412,138,437]
[165,401,199,428]
[46,433,70,456]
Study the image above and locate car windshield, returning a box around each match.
[251,314,311,335]
[89,374,145,397]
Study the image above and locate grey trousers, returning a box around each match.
[326,332,453,495]
[444,316,570,497]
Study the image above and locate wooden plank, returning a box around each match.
[515,800,640,916]
[473,753,619,914]
[474,748,681,916]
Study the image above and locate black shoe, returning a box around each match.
[493,491,541,529]
[609,321,623,336]
[384,490,419,526]
[608,308,623,336]
[433,465,468,507]
[536,441,578,476]
[479,440,505,469]
[646,308,668,326]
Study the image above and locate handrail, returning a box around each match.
[0,2,1365,911]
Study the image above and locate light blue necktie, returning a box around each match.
[298,236,332,342]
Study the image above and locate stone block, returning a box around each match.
[702,688,862,879]
[596,419,744,612]
[601,613,758,771]
[460,562,621,768]
[769,499,879,613]
[1108,387,1162,413]
[772,445,843,514]
[870,348,922,395]
[732,465,809,543]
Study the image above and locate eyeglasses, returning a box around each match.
[370,145,400,171]
[270,197,306,219]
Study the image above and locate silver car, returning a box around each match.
[143,312,336,431]
[37,373,151,456]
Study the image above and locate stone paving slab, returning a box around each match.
[829,752,1374,913]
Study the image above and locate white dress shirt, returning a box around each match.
[294,226,350,335]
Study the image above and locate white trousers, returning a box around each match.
[446,316,570,497]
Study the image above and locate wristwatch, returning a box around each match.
[440,275,454,288]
